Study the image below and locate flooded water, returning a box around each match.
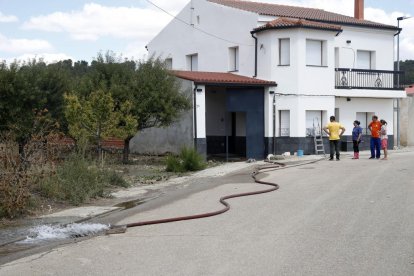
[19,223,110,243]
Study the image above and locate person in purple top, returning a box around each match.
[352,120,362,159]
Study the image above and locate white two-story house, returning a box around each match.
[131,0,406,159]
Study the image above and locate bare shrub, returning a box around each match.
[0,130,60,218]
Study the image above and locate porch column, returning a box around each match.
[264,87,277,155]
[193,84,207,157]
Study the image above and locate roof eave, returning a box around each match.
[305,19,399,31]
[251,25,342,34]
[194,81,277,87]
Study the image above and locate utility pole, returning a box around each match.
[396,16,411,148]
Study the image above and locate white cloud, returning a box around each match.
[21,3,180,41]
[397,19,414,61]
[3,53,74,65]
[0,11,18,23]
[0,33,53,54]
[122,40,148,61]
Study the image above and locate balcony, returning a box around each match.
[335,68,405,90]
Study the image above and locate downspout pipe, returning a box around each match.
[251,32,258,78]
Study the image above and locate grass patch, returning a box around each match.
[165,147,206,173]
[39,153,129,205]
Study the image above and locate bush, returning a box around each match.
[165,155,184,173]
[40,154,104,205]
[40,154,128,205]
[180,147,206,171]
[104,170,129,188]
[165,147,205,173]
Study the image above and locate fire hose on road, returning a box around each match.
[107,159,321,234]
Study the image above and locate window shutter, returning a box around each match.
[306,40,322,66]
[357,50,371,69]
[279,39,290,65]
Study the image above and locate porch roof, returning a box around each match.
[171,70,277,86]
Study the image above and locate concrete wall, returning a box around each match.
[400,96,414,146]
[129,78,194,155]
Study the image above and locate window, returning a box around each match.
[306,110,324,136]
[334,47,339,68]
[278,110,290,137]
[357,50,375,69]
[306,39,326,66]
[186,54,198,71]
[165,58,172,70]
[279,38,290,66]
[356,112,375,134]
[228,47,239,71]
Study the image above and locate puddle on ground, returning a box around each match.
[114,199,145,209]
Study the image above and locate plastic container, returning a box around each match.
[297,149,304,157]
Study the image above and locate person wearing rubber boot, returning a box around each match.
[352,120,362,159]
[323,116,345,161]
[368,115,381,159]
[380,119,388,160]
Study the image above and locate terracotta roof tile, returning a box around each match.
[253,17,342,33]
[208,0,398,30]
[171,70,277,86]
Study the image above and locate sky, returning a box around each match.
[0,0,413,64]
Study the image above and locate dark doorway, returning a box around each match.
[205,86,264,160]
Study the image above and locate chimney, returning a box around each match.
[354,0,364,20]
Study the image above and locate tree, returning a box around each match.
[0,59,70,156]
[64,89,137,160]
[75,52,190,163]
[395,59,414,85]
[119,57,191,163]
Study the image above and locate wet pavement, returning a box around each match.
[0,154,327,266]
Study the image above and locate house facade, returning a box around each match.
[130,0,406,159]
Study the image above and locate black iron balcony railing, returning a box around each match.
[335,68,405,90]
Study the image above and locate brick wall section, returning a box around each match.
[50,137,125,150]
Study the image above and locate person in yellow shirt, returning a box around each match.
[323,116,346,161]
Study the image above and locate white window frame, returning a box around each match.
[306,39,327,67]
[278,110,290,137]
[186,54,198,71]
[228,47,239,72]
[357,50,375,70]
[165,58,173,70]
[279,38,290,66]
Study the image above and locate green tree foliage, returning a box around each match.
[0,52,191,163]
[133,57,191,131]
[75,52,191,163]
[0,59,71,154]
[395,60,414,85]
[64,89,137,158]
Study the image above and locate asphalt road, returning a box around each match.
[1,151,414,275]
